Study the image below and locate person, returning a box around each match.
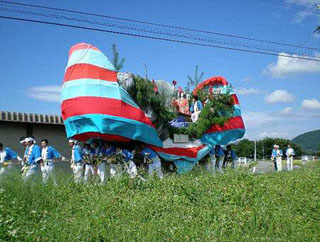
[271,145,283,172]
[0,143,20,175]
[223,145,237,169]
[190,96,203,122]
[82,143,94,183]
[173,92,190,115]
[215,145,224,173]
[40,139,65,184]
[69,139,84,183]
[23,137,42,180]
[285,144,295,171]
[102,142,117,179]
[91,140,105,184]
[116,147,137,179]
[140,144,163,179]
[206,146,216,173]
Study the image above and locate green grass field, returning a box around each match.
[1,163,320,241]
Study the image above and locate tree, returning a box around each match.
[187,65,204,91]
[112,44,125,71]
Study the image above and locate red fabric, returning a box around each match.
[152,80,159,93]
[69,43,100,57]
[150,145,206,158]
[193,76,229,96]
[64,64,117,83]
[231,94,240,105]
[74,132,129,142]
[61,96,155,128]
[205,116,245,133]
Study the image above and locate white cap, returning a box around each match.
[20,138,26,144]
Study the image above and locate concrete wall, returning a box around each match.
[0,121,71,158]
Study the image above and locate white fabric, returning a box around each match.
[109,164,121,178]
[206,156,216,173]
[41,147,48,161]
[276,156,282,171]
[126,161,137,179]
[287,157,293,171]
[84,164,95,182]
[40,163,57,184]
[24,165,38,181]
[73,164,83,183]
[162,138,203,148]
[0,150,6,163]
[191,111,201,122]
[148,157,163,179]
[286,148,294,156]
[97,162,106,184]
[0,167,5,175]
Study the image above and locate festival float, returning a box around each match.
[60,43,245,173]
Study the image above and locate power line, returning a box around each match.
[1,6,308,56]
[1,15,320,62]
[0,0,319,52]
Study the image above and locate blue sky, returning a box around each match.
[0,0,319,140]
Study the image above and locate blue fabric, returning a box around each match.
[27,145,42,165]
[209,147,215,156]
[215,146,225,157]
[141,147,158,159]
[225,149,237,160]
[44,146,61,159]
[200,129,245,146]
[103,145,116,156]
[67,48,116,71]
[73,145,83,163]
[61,79,139,109]
[190,100,203,113]
[3,147,18,161]
[169,116,189,128]
[24,146,29,158]
[91,146,103,157]
[272,149,283,158]
[64,114,163,147]
[120,149,133,162]
[174,160,195,174]
[286,148,295,156]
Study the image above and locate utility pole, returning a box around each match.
[254,140,257,162]
[262,141,265,161]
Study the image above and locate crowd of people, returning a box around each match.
[0,137,296,184]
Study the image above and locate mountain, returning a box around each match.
[292,130,320,152]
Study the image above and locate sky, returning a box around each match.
[0,0,319,140]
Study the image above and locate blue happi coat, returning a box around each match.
[73,144,83,163]
[1,147,18,161]
[42,146,61,160]
[120,149,134,162]
[27,145,42,165]
[103,145,116,156]
[141,147,158,160]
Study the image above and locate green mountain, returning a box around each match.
[292,130,320,152]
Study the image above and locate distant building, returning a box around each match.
[0,111,71,157]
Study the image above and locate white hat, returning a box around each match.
[25,137,35,143]
[69,139,78,144]
[20,138,26,144]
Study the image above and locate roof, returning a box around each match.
[0,111,64,125]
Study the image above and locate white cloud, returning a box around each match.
[259,132,284,139]
[301,98,320,110]
[27,85,61,103]
[265,89,294,103]
[281,106,293,114]
[264,52,320,78]
[234,88,259,95]
[285,0,318,23]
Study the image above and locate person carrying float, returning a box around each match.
[102,142,117,179]
[69,139,84,183]
[116,147,137,179]
[90,140,105,184]
[82,143,94,183]
[140,144,164,179]
[40,139,65,184]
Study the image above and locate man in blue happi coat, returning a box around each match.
[116,147,137,179]
[40,139,65,184]
[23,137,42,180]
[0,143,21,175]
[69,139,84,183]
[140,144,163,179]
[215,145,225,173]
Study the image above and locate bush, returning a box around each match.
[0,163,319,241]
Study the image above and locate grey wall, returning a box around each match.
[0,121,71,158]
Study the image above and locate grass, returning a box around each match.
[0,163,320,241]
